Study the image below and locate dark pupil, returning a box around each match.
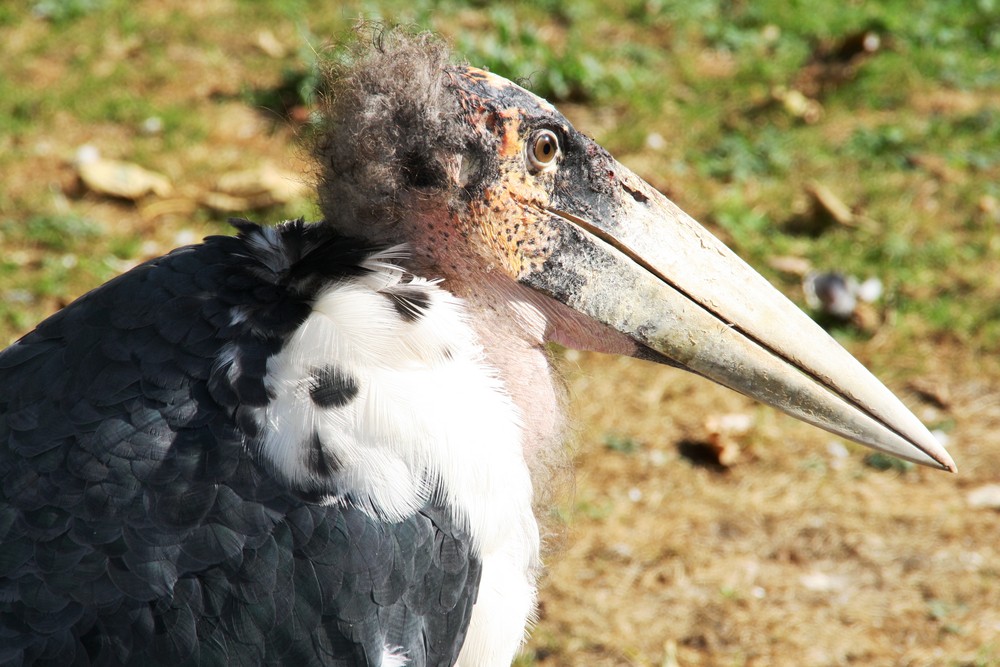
[539,138,552,158]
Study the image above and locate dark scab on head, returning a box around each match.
[402,149,447,189]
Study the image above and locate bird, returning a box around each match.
[0,31,954,667]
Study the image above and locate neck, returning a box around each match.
[397,202,637,487]
[455,277,568,466]
[401,205,567,468]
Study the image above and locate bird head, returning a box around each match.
[312,31,954,472]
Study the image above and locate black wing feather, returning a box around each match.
[0,220,482,667]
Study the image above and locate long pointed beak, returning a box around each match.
[520,159,955,471]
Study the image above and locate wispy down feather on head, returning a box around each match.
[312,29,466,244]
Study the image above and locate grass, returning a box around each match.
[3,1,1000,665]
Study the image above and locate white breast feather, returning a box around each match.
[247,258,540,666]
[260,276,528,537]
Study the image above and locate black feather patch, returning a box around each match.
[308,365,358,408]
[0,192,481,662]
[384,289,431,323]
[306,432,340,478]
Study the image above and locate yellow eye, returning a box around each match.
[528,130,560,170]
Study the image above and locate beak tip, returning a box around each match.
[924,431,958,473]
[927,457,957,474]
[912,442,957,473]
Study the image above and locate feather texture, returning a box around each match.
[0,219,537,666]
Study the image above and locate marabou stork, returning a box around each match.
[0,32,953,667]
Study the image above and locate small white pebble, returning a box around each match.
[628,487,642,502]
[826,441,849,459]
[960,551,984,571]
[75,144,101,166]
[649,449,668,467]
[751,586,766,599]
[611,542,633,559]
[174,229,199,246]
[966,484,1000,510]
[140,240,162,256]
[827,440,849,470]
[800,571,846,593]
[856,277,883,303]
[60,254,78,269]
[761,24,781,43]
[645,132,666,151]
[140,116,164,135]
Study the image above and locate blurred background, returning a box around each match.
[2,1,999,664]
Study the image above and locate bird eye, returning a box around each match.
[528,130,560,170]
